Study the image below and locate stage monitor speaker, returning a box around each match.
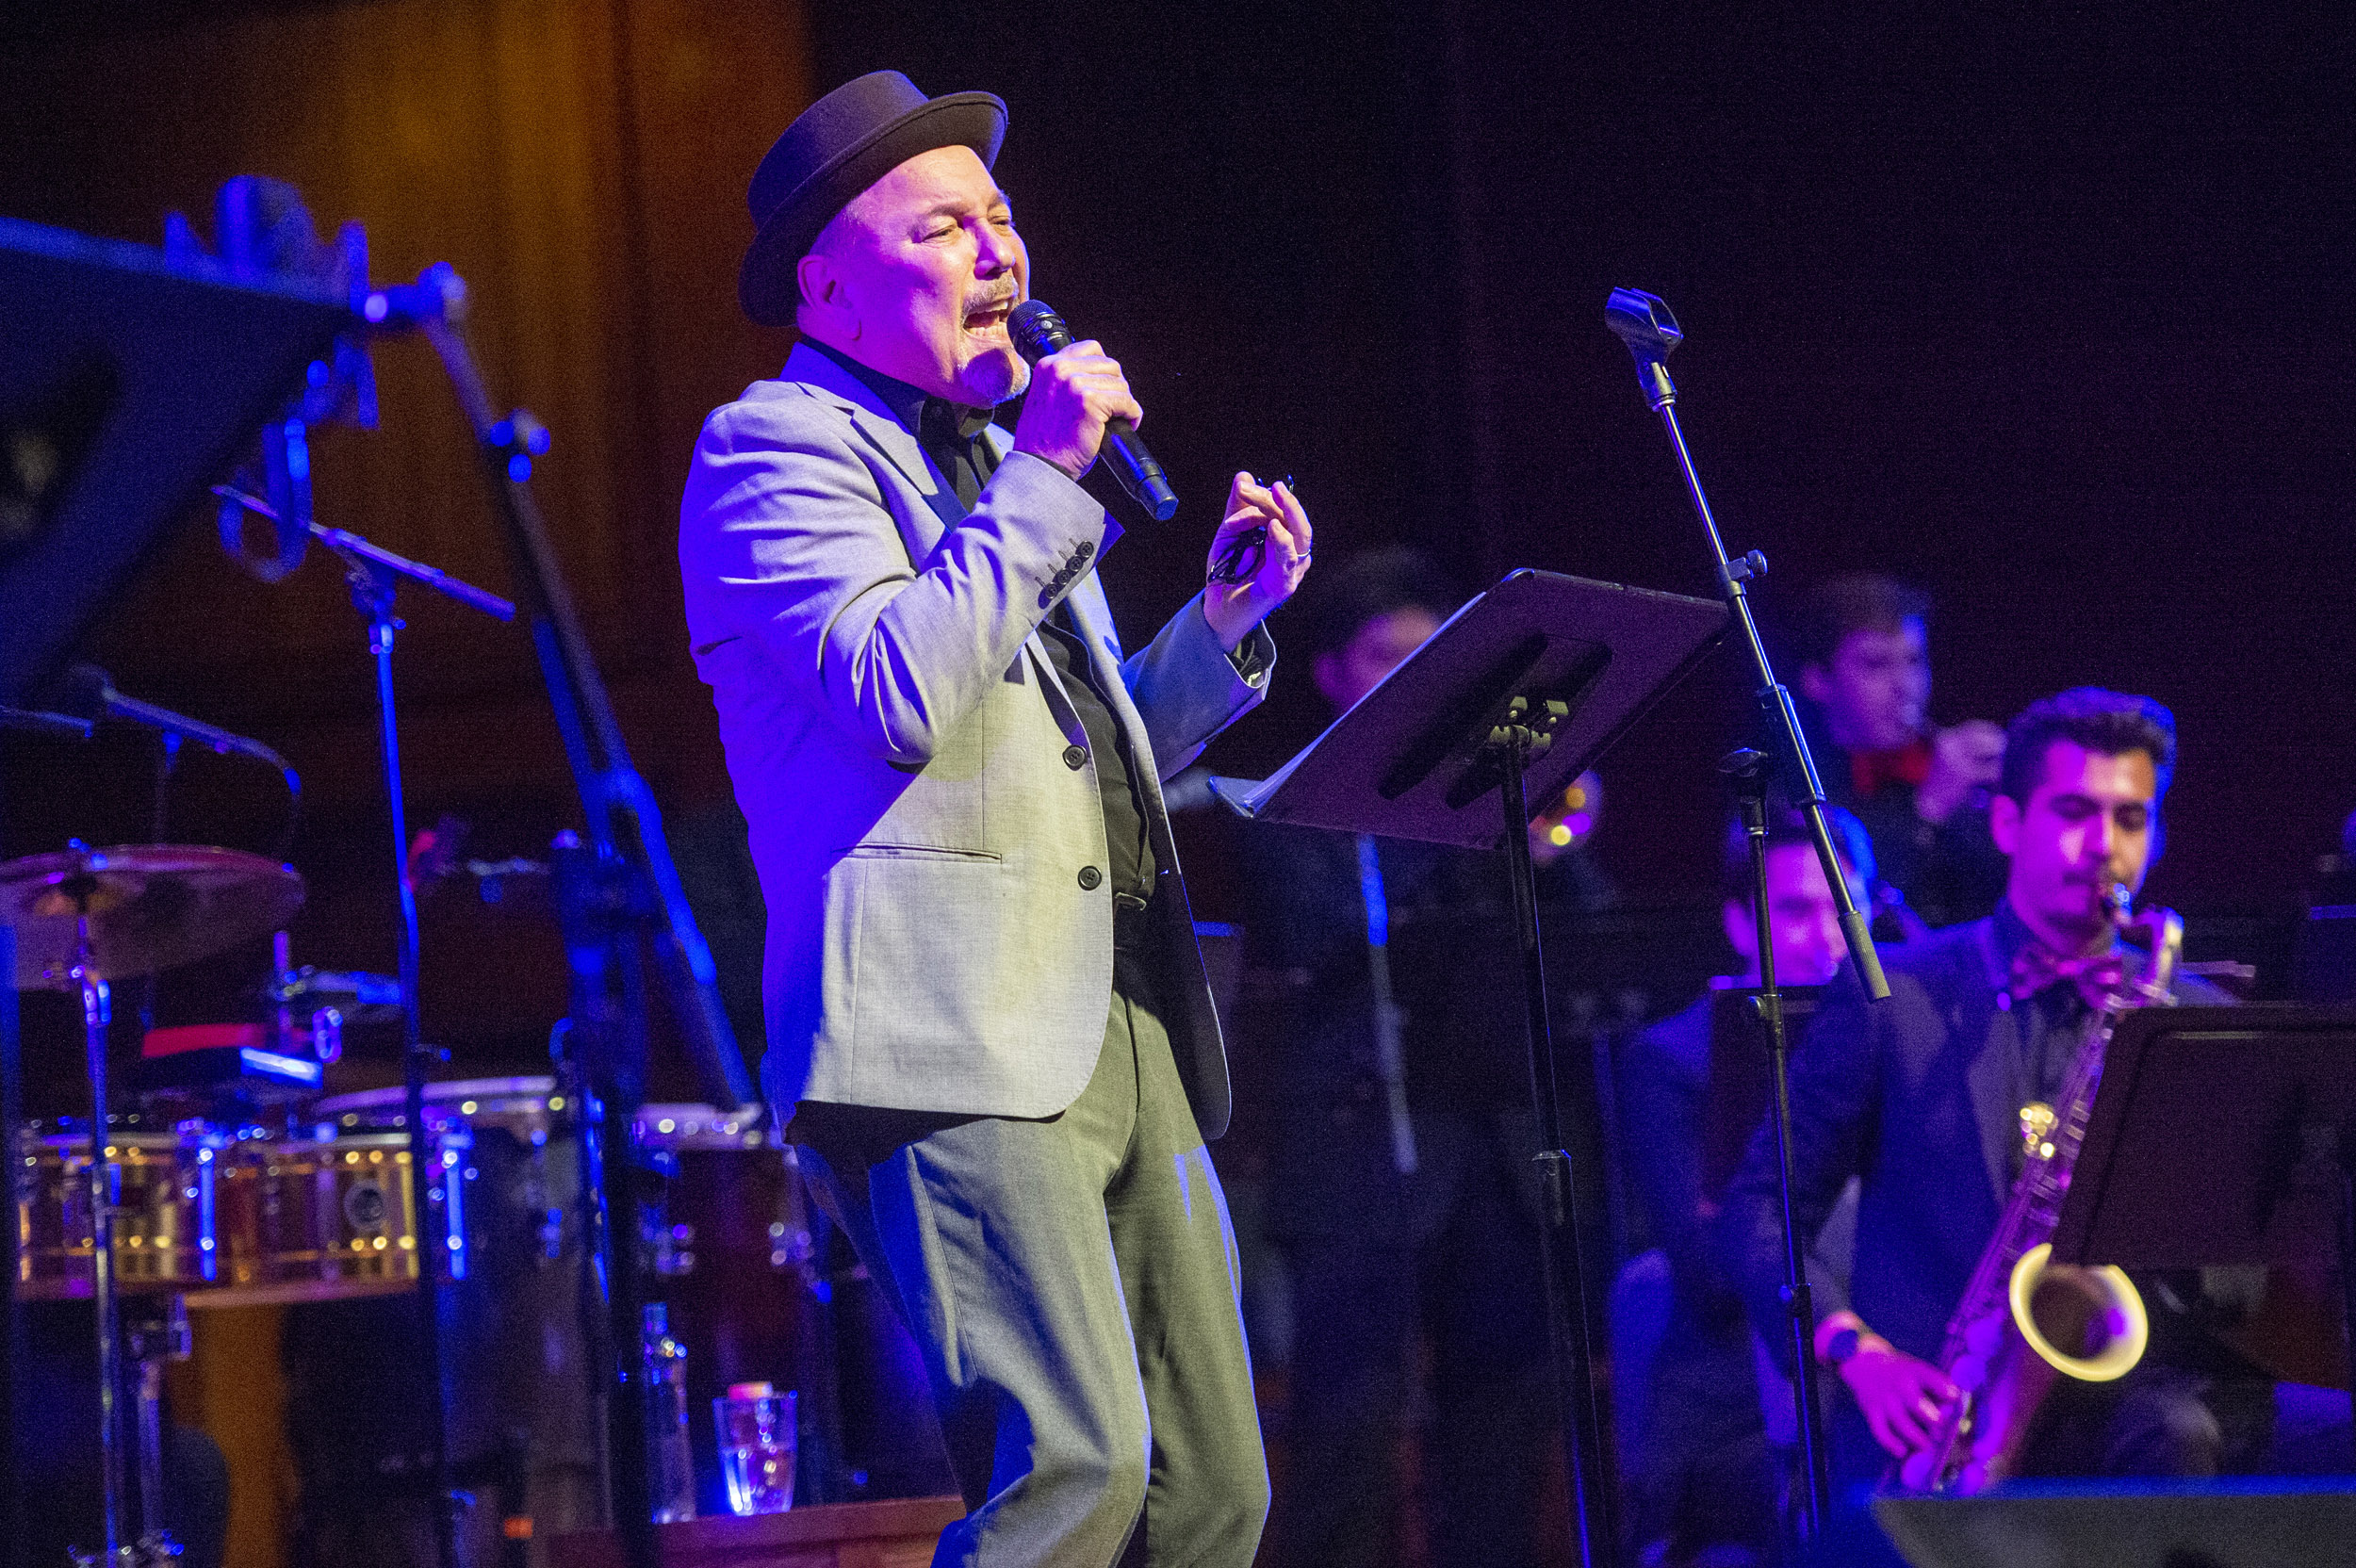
[1799,1479,2356,1568]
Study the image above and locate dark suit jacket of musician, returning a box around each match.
[1715,911,2230,1457]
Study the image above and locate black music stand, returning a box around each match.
[2050,1004,2356,1455]
[0,216,356,705]
[1214,567,1728,1568]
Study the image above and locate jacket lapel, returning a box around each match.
[1064,580,1177,840]
[781,343,958,558]
[1963,920,2022,1206]
[775,368,1150,794]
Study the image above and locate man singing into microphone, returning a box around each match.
[679,72,1307,1568]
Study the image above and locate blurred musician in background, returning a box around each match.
[1778,573,2007,931]
[1237,547,1609,1568]
[1613,805,1871,1567]
[1715,689,2277,1489]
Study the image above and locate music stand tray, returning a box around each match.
[2052,1004,2356,1440]
[0,215,356,704]
[1212,567,1726,847]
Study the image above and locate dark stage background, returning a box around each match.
[3,2,2351,1065]
[2,5,2352,1565]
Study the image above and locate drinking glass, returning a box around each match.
[712,1385,795,1516]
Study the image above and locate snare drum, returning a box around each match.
[211,1125,443,1305]
[14,1119,221,1298]
[210,1077,560,1305]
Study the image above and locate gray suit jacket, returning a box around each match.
[679,342,1270,1137]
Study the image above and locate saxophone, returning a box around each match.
[1896,882,2184,1494]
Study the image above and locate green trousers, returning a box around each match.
[793,954,1269,1568]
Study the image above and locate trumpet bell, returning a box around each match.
[2007,1242,2150,1382]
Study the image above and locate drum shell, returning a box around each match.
[279,1079,599,1557]
[637,1105,832,1517]
[214,1130,435,1303]
[14,1125,219,1298]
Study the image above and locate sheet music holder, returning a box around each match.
[1216,566,1727,1566]
[1212,568,1727,847]
[0,216,356,705]
[2051,1004,2356,1450]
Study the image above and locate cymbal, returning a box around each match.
[0,844,305,988]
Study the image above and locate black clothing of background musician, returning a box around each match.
[1235,547,1611,1568]
[1614,807,1869,1566]
[1241,821,1599,1568]
[12,1302,230,1568]
[1715,906,2258,1488]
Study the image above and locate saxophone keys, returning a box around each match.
[2019,1102,2058,1159]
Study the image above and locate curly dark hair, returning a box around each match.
[1998,687,2177,805]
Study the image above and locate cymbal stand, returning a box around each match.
[219,486,515,1568]
[62,891,130,1564]
[124,1297,191,1560]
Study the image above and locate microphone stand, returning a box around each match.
[1723,747,1834,1541]
[217,486,515,1568]
[1604,287,1891,1541]
[380,263,753,1568]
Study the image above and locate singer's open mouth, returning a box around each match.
[964,299,1012,335]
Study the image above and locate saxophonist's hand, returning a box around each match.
[1844,1344,1957,1458]
[1824,1315,1958,1459]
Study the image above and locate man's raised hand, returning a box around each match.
[1203,471,1311,650]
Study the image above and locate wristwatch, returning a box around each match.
[1822,1325,1863,1368]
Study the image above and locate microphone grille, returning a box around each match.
[55,663,111,722]
[1007,300,1072,364]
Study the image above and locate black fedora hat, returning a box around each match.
[738,70,1007,328]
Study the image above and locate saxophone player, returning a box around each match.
[1713,689,2275,1490]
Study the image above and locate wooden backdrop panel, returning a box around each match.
[0,0,810,1068]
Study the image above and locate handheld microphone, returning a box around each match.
[1007,300,1178,521]
[1604,287,1683,411]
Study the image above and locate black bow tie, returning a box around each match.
[2008,943,2127,1011]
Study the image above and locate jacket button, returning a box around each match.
[1077,866,1103,890]
[1063,743,1088,770]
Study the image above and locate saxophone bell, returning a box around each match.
[2007,1242,2150,1383]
